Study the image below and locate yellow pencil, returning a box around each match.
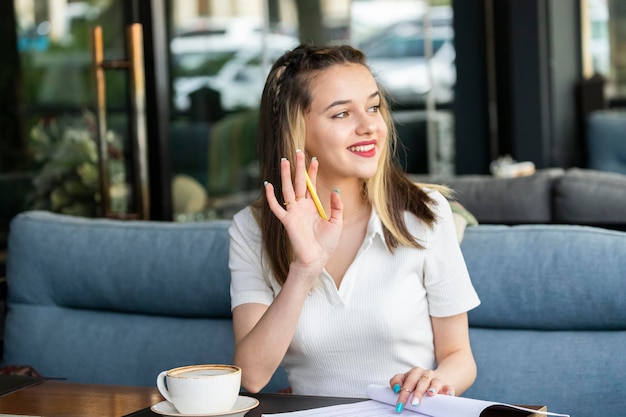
[304,170,328,220]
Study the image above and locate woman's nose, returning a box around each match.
[355,113,377,135]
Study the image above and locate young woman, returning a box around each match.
[229,44,480,412]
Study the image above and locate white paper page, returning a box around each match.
[367,384,492,416]
[261,399,425,417]
[366,384,570,417]
[261,386,570,417]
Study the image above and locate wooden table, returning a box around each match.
[0,379,163,417]
[0,377,548,417]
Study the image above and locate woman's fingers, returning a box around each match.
[279,151,309,208]
[328,187,343,223]
[390,374,410,412]
[294,149,307,200]
[307,156,319,188]
[391,369,450,412]
[413,370,435,402]
[265,154,326,225]
[280,157,296,205]
[264,181,287,220]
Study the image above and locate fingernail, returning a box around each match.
[427,388,436,395]
[448,391,455,396]
[393,383,400,394]
[333,188,340,195]
[263,181,268,187]
[281,157,287,161]
[311,156,317,161]
[296,148,302,153]
[395,402,404,413]
[411,397,419,406]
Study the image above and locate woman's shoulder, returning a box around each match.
[402,186,453,230]
[230,206,262,236]
[408,183,450,213]
[412,181,452,201]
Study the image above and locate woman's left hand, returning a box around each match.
[390,368,455,412]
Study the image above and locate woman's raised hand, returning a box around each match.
[264,150,343,277]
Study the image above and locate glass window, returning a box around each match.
[581,0,626,103]
[352,0,456,176]
[168,1,301,221]
[8,0,138,218]
[167,0,456,222]
[583,0,611,77]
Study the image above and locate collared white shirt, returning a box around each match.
[229,189,480,398]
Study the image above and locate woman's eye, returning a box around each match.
[333,111,348,119]
[368,105,381,113]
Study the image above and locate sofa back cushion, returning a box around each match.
[7,211,232,318]
[410,169,563,224]
[462,224,626,417]
[463,224,626,330]
[3,211,289,390]
[554,168,626,229]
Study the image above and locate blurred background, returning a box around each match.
[1,0,624,267]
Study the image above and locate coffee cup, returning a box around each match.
[156,364,242,414]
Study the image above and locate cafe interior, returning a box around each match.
[0,1,625,416]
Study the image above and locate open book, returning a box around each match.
[261,384,570,417]
[365,384,569,417]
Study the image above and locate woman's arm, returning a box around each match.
[232,152,344,393]
[390,312,477,409]
[232,263,318,393]
[430,312,477,395]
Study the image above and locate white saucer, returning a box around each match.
[150,396,259,417]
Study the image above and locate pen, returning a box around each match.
[304,170,328,220]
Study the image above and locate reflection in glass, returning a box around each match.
[168,3,301,221]
[12,0,135,218]
[352,0,455,176]
[168,0,456,222]
[583,0,611,77]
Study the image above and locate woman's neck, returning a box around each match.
[316,178,369,221]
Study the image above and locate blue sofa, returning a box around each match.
[4,211,626,417]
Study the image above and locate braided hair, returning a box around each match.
[254,44,438,285]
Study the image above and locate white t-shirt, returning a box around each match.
[229,189,480,398]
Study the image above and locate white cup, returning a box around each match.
[156,364,242,414]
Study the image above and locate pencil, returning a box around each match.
[304,170,328,220]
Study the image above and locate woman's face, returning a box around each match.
[304,63,387,186]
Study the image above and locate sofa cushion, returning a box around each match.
[554,168,626,229]
[4,211,291,391]
[7,211,232,318]
[4,304,236,386]
[463,224,626,330]
[465,328,626,416]
[462,224,626,417]
[411,169,564,224]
